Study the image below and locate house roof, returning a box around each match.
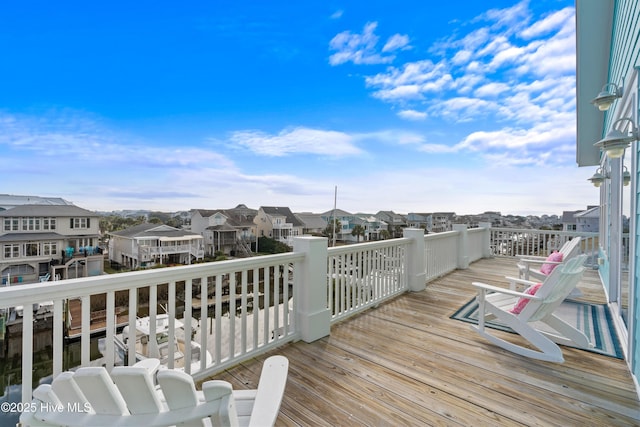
[295,213,328,229]
[321,208,354,218]
[193,206,256,227]
[260,207,304,227]
[0,194,73,210]
[110,223,202,239]
[575,0,614,167]
[0,232,65,242]
[574,206,600,218]
[0,204,97,217]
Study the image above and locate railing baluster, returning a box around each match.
[263,266,270,345]
[128,287,137,366]
[53,299,63,376]
[214,274,222,364]
[81,295,90,366]
[105,291,115,370]
[184,278,193,374]
[21,305,33,405]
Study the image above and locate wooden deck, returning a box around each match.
[201,257,640,426]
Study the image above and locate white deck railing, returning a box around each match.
[327,238,411,323]
[0,225,601,406]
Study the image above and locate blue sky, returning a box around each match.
[0,0,595,216]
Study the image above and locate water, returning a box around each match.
[0,330,103,426]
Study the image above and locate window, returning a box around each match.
[12,219,18,231]
[25,243,39,257]
[4,244,20,258]
[3,219,9,231]
[43,242,57,255]
[71,218,91,229]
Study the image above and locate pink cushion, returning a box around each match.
[539,251,563,275]
[509,283,543,314]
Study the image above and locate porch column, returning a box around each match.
[293,236,331,343]
[478,222,493,258]
[403,228,426,292]
[453,224,470,269]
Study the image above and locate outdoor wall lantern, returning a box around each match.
[623,166,631,186]
[589,166,631,187]
[588,167,608,187]
[594,117,639,159]
[591,83,623,111]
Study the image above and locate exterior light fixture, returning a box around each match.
[588,168,607,187]
[623,166,631,186]
[591,83,623,111]
[594,117,639,159]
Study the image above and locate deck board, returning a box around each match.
[200,257,640,426]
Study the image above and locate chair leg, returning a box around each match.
[473,304,564,363]
[541,314,592,348]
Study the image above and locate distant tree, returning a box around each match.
[322,219,342,240]
[351,225,365,242]
[149,217,162,224]
[380,230,390,240]
[257,237,291,253]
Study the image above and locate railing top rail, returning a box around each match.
[424,230,460,241]
[488,228,599,237]
[0,251,305,309]
[328,237,412,256]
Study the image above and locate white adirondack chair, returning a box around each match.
[471,254,591,363]
[516,236,582,281]
[19,355,289,427]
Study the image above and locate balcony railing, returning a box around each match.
[0,226,599,406]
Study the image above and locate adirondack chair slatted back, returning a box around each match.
[111,366,164,415]
[559,237,582,260]
[73,367,130,415]
[523,254,587,322]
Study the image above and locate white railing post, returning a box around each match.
[453,224,469,269]
[403,228,426,292]
[478,222,493,258]
[293,236,331,343]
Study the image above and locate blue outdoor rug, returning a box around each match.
[451,297,623,359]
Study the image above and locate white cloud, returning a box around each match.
[330,10,343,20]
[382,34,411,52]
[520,7,574,39]
[474,82,510,98]
[229,127,364,157]
[329,22,395,65]
[397,109,427,121]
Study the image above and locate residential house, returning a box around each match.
[405,212,432,232]
[575,206,600,233]
[254,207,303,247]
[108,224,204,269]
[294,212,327,236]
[190,205,257,257]
[356,214,387,240]
[320,209,362,242]
[432,212,455,233]
[561,210,582,231]
[0,204,103,283]
[375,211,407,237]
[576,0,639,395]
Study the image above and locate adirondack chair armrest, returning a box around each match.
[472,282,543,300]
[517,258,561,265]
[248,355,289,427]
[505,276,538,290]
[516,255,547,261]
